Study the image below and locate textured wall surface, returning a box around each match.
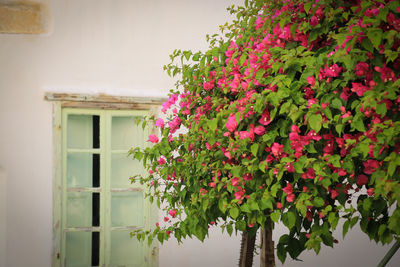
[0,0,399,267]
[0,167,6,267]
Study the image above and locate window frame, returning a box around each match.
[46,93,166,267]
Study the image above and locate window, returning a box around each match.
[46,93,164,267]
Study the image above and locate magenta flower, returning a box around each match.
[168,116,182,134]
[375,66,396,83]
[271,142,284,157]
[355,62,369,77]
[351,82,369,97]
[168,210,177,218]
[158,157,166,165]
[254,125,266,135]
[286,193,295,202]
[225,114,238,132]
[234,190,245,200]
[356,174,369,186]
[258,108,271,125]
[325,64,342,77]
[155,118,164,128]
[363,159,380,174]
[283,183,293,194]
[307,76,316,86]
[148,134,159,143]
[243,173,253,181]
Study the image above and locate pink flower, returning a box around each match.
[356,174,369,186]
[286,193,295,202]
[258,108,271,125]
[254,125,266,135]
[231,177,240,186]
[276,202,283,209]
[330,189,339,199]
[301,168,315,179]
[285,162,295,173]
[226,114,238,132]
[271,142,284,157]
[375,66,396,83]
[168,116,182,134]
[234,190,244,200]
[164,216,170,222]
[363,159,380,174]
[158,157,166,165]
[283,183,293,194]
[325,64,342,77]
[168,210,177,218]
[243,173,253,181]
[351,82,369,97]
[355,62,369,77]
[307,76,316,86]
[367,188,374,196]
[148,134,159,143]
[310,16,319,26]
[203,81,214,91]
[155,118,164,128]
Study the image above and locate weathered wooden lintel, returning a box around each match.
[44,92,167,110]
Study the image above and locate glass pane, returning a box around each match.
[67,192,99,227]
[109,231,144,267]
[66,232,94,267]
[111,154,144,188]
[67,115,93,149]
[111,192,143,227]
[67,153,100,188]
[111,116,144,150]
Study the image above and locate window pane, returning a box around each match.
[66,232,94,267]
[109,231,144,267]
[67,192,100,227]
[111,116,144,150]
[67,153,100,188]
[111,192,143,227]
[67,115,93,149]
[111,154,143,188]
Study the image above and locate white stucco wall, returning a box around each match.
[0,0,399,267]
[0,166,6,267]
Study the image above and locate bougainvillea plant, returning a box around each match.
[130,0,400,264]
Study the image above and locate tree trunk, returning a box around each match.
[238,230,256,267]
[260,219,275,267]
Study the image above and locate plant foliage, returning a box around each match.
[130,0,400,263]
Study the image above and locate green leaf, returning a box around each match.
[227,223,233,236]
[313,197,325,208]
[309,114,322,132]
[271,210,281,223]
[208,118,218,132]
[251,143,259,157]
[328,212,339,229]
[353,119,366,132]
[367,28,383,49]
[218,197,228,213]
[376,103,387,116]
[331,98,342,109]
[361,38,374,53]
[229,207,239,219]
[277,243,287,263]
[282,211,296,229]
[304,2,312,13]
[343,220,350,238]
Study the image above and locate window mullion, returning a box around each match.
[61,110,68,267]
[101,111,111,267]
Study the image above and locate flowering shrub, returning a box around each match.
[130,0,400,263]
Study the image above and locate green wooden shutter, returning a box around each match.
[60,108,155,267]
